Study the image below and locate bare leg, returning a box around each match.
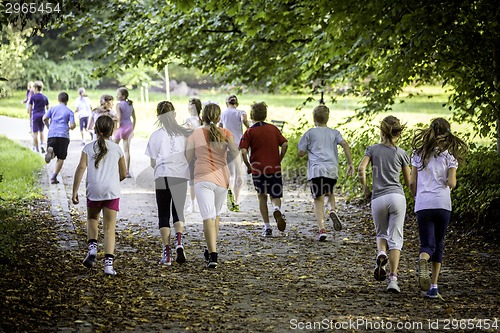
[102,207,117,255]
[53,159,64,179]
[388,249,401,275]
[32,131,39,151]
[314,195,326,230]
[159,227,171,247]
[203,218,217,253]
[87,207,101,241]
[258,194,269,223]
[122,138,131,173]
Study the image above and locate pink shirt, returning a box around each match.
[188,127,233,188]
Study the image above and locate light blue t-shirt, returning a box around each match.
[45,104,75,139]
[297,127,344,180]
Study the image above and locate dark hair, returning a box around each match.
[100,94,114,108]
[117,87,133,105]
[93,115,115,169]
[411,117,468,170]
[58,92,69,104]
[380,115,405,145]
[226,95,238,106]
[156,101,191,137]
[250,102,267,121]
[189,98,202,115]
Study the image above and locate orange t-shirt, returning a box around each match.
[188,127,233,188]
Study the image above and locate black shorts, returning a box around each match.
[79,117,89,131]
[310,177,337,198]
[47,137,70,160]
[252,172,283,198]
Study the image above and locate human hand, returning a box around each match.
[72,193,79,205]
[346,164,355,176]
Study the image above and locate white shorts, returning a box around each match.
[194,181,228,220]
[371,193,406,250]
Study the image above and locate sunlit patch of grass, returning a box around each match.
[0,135,44,200]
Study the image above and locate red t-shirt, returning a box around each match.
[239,122,287,175]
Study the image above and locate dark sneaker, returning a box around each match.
[175,244,186,264]
[329,211,342,231]
[82,242,97,268]
[207,252,218,269]
[317,229,327,242]
[374,253,388,281]
[50,177,59,184]
[387,279,400,293]
[273,209,286,231]
[262,228,273,238]
[425,287,439,299]
[203,247,209,264]
[418,259,431,291]
[159,245,171,266]
[104,257,116,276]
[40,146,45,154]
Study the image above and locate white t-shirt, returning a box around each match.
[412,150,458,212]
[145,128,190,180]
[220,107,246,145]
[83,140,124,201]
[74,96,92,118]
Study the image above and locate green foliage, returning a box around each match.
[452,145,500,240]
[21,54,99,90]
[0,135,44,200]
[0,25,30,97]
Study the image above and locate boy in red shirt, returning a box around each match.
[239,102,288,237]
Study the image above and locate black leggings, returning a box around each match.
[155,177,188,229]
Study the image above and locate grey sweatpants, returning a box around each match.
[371,193,406,250]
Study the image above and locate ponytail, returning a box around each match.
[93,115,114,169]
[202,103,226,145]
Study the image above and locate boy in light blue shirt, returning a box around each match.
[298,105,354,241]
[43,92,76,184]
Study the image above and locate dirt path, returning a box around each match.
[1,116,499,332]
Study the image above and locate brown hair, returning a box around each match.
[380,115,405,145]
[250,102,267,121]
[411,117,468,170]
[117,87,133,105]
[313,105,329,125]
[156,101,191,137]
[93,115,115,169]
[202,103,226,144]
[226,95,238,106]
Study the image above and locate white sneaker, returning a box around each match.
[82,242,97,268]
[44,147,54,163]
[104,257,116,276]
[387,279,400,293]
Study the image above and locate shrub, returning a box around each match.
[451,145,500,241]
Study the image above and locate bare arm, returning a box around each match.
[242,113,250,129]
[298,149,306,158]
[409,166,418,197]
[340,140,354,176]
[131,107,136,130]
[43,114,50,129]
[185,138,195,164]
[150,158,156,169]
[279,142,289,161]
[72,152,88,204]
[115,103,122,127]
[118,156,127,181]
[240,148,251,174]
[358,156,371,200]
[402,165,411,188]
[447,167,457,190]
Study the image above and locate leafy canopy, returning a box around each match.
[3,0,499,144]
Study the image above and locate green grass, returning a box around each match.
[0,135,45,200]
[0,86,491,145]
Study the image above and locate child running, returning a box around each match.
[185,103,241,268]
[72,115,127,276]
[74,87,93,145]
[239,102,288,237]
[219,95,250,212]
[185,97,202,213]
[410,118,467,298]
[358,115,411,293]
[298,105,354,241]
[42,92,76,184]
[114,88,136,178]
[28,81,49,153]
[87,94,116,139]
[145,101,192,266]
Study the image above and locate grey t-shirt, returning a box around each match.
[365,144,410,199]
[297,127,344,180]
